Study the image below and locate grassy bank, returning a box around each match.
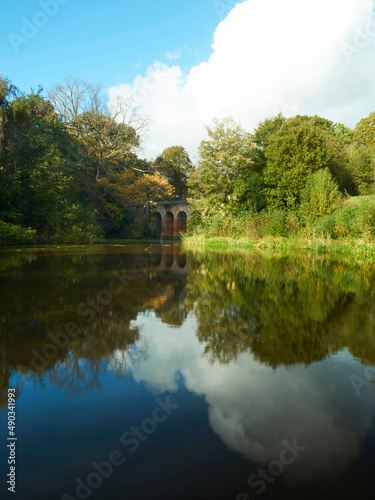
[182,234,375,263]
[183,195,375,262]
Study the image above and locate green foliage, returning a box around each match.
[153,146,192,198]
[333,122,354,144]
[189,117,259,218]
[252,114,287,172]
[188,194,375,243]
[233,172,267,213]
[346,143,375,195]
[0,77,174,245]
[263,115,352,209]
[253,113,287,150]
[353,111,375,147]
[186,211,203,233]
[0,221,36,246]
[263,209,287,237]
[48,77,141,181]
[3,75,375,246]
[310,197,375,239]
[49,203,104,244]
[0,87,84,233]
[285,213,301,236]
[312,213,337,238]
[300,169,342,223]
[76,111,139,180]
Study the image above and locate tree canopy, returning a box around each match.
[0,76,173,243]
[2,72,375,245]
[153,146,192,198]
[188,117,263,217]
[263,115,353,209]
[353,111,375,148]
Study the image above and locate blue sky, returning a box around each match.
[2,0,375,160]
[1,0,236,93]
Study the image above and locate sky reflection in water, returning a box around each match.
[0,244,374,500]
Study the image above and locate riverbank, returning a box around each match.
[182,234,375,263]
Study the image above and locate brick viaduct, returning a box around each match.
[126,200,192,238]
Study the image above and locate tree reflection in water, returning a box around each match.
[185,251,375,368]
[1,245,375,406]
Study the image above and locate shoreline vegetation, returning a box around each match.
[182,196,375,265]
[182,193,375,264]
[182,234,375,262]
[2,76,375,251]
[183,194,375,264]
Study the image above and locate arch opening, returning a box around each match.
[176,211,187,236]
[151,212,162,237]
[165,212,174,237]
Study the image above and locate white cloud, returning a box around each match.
[164,49,181,61]
[108,0,375,161]
[117,313,374,483]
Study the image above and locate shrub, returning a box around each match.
[0,221,36,246]
[50,203,104,244]
[285,213,301,236]
[264,209,287,237]
[300,169,341,223]
[314,213,337,238]
[312,197,375,239]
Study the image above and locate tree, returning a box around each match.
[153,146,192,198]
[0,78,173,242]
[76,110,139,180]
[188,117,260,217]
[349,111,375,194]
[251,113,287,173]
[263,115,352,209]
[0,77,18,154]
[83,169,173,235]
[332,122,353,144]
[0,87,84,233]
[353,111,375,147]
[113,171,173,211]
[346,143,375,195]
[253,113,287,151]
[47,77,143,180]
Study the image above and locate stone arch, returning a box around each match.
[151,212,162,237]
[175,211,187,236]
[165,211,174,236]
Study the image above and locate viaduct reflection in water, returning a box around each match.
[1,245,375,404]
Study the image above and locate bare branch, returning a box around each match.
[108,94,150,144]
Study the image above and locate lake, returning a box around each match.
[0,244,375,500]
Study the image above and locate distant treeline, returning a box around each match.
[1,75,375,245]
[187,113,375,241]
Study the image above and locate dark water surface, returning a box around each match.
[1,244,375,500]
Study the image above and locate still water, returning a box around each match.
[0,244,375,500]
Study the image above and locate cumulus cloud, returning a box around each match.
[108,0,375,161]
[115,313,375,484]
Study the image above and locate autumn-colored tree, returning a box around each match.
[118,171,173,205]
